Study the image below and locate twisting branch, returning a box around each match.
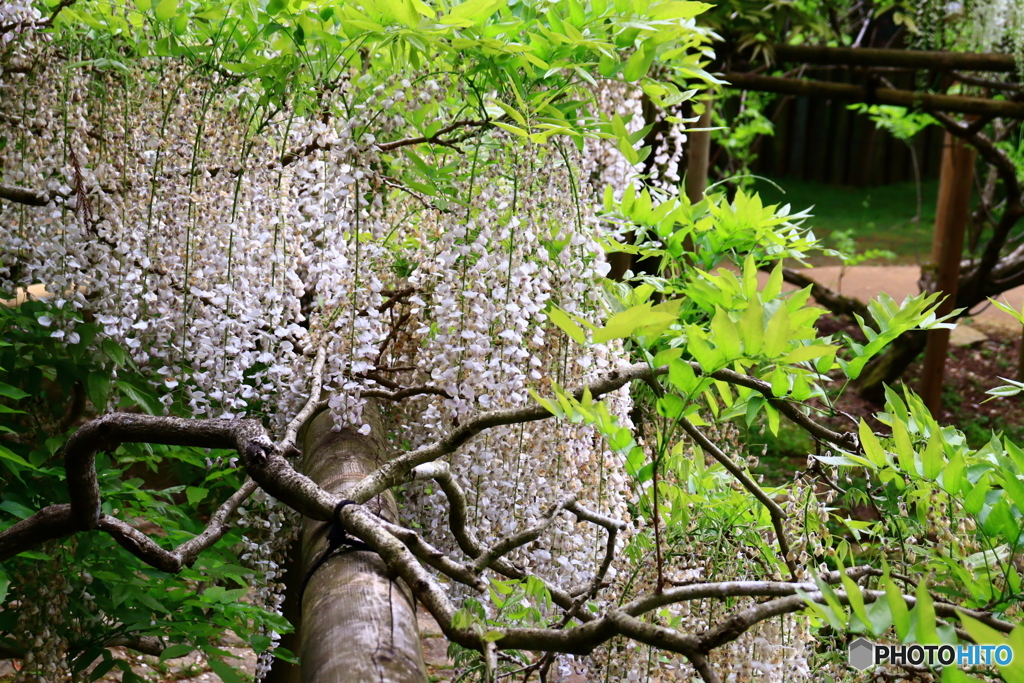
[0,0,77,35]
[678,417,800,581]
[471,495,577,573]
[931,112,1020,203]
[0,182,54,206]
[376,518,486,591]
[360,385,453,401]
[952,71,1024,92]
[564,499,626,601]
[97,636,167,657]
[374,118,490,152]
[347,361,857,506]
[767,44,1018,72]
[280,344,327,456]
[406,462,598,621]
[693,364,858,451]
[606,610,719,683]
[0,357,859,582]
[0,415,329,565]
[377,285,417,314]
[277,117,491,167]
[723,72,1024,118]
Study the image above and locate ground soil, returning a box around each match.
[811,314,1024,449]
[797,263,1024,449]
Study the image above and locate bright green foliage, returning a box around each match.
[54,0,716,163]
[0,302,291,674]
[541,170,1024,678]
[847,105,935,144]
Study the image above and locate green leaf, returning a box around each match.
[0,383,29,400]
[548,307,587,345]
[859,420,886,468]
[116,381,161,415]
[593,304,662,343]
[154,0,177,21]
[492,122,528,138]
[778,344,836,366]
[738,299,763,355]
[159,644,195,661]
[769,367,788,398]
[942,451,964,494]
[837,559,871,632]
[668,359,700,395]
[388,0,420,27]
[964,472,991,515]
[709,307,740,359]
[762,304,790,358]
[87,372,111,412]
[439,0,505,26]
[892,419,917,476]
[884,569,910,640]
[914,582,939,645]
[687,331,724,372]
[864,594,893,636]
[186,487,208,505]
[103,339,128,366]
[0,499,35,519]
[764,402,779,436]
[528,389,561,417]
[0,445,34,470]
[136,592,170,614]
[652,348,682,367]
[489,99,527,127]
[1001,471,1024,515]
[207,656,245,683]
[920,433,943,480]
[648,1,712,19]
[623,39,656,82]
[958,613,1024,683]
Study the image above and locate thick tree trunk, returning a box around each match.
[296,403,428,683]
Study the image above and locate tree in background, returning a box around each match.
[638,0,1024,398]
[3,2,1024,683]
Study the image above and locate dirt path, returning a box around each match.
[793,265,1024,332]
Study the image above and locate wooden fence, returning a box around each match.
[742,69,947,186]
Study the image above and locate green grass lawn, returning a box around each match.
[749,176,941,265]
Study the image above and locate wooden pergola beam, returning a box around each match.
[722,72,1024,119]
[768,44,1017,72]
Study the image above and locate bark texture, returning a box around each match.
[297,403,428,683]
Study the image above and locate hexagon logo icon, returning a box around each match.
[848,638,874,671]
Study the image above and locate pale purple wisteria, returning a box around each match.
[1,44,812,680]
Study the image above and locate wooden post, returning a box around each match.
[297,402,428,682]
[1018,323,1024,382]
[921,131,976,416]
[685,97,712,204]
